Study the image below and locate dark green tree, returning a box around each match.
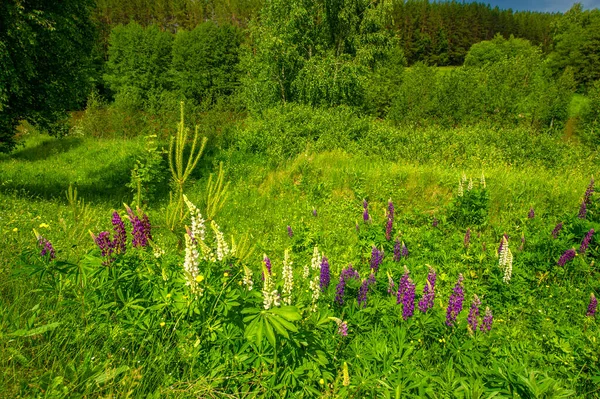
[0,0,96,152]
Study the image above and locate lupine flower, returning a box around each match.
[579,229,594,254]
[464,228,471,248]
[480,171,486,189]
[183,195,206,241]
[37,235,56,260]
[446,274,465,326]
[242,265,254,291]
[126,206,151,248]
[499,236,513,283]
[287,225,293,238]
[394,239,401,262]
[320,256,331,291]
[584,177,594,204]
[396,266,410,305]
[370,246,384,273]
[94,231,114,258]
[263,254,272,278]
[498,233,508,254]
[578,201,587,219]
[357,273,376,308]
[551,222,563,239]
[557,249,576,266]
[432,217,439,228]
[467,294,481,333]
[418,266,436,313]
[183,232,201,294]
[480,307,493,332]
[211,220,230,261]
[262,265,280,310]
[111,212,127,254]
[462,172,467,183]
[402,278,416,320]
[311,246,322,271]
[342,362,350,387]
[282,249,294,305]
[587,293,597,317]
[528,207,535,219]
[388,199,395,222]
[337,321,348,337]
[363,199,370,222]
[467,178,473,191]
[387,271,396,295]
[309,276,320,312]
[385,218,393,241]
[401,242,408,258]
[312,208,318,217]
[335,265,360,305]
[458,180,464,197]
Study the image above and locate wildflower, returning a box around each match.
[579,229,594,255]
[528,207,535,219]
[393,239,401,262]
[39,223,49,228]
[126,206,151,248]
[282,249,294,305]
[111,212,127,254]
[396,266,410,305]
[242,265,254,291]
[462,172,467,183]
[458,180,464,197]
[402,278,416,320]
[184,195,206,241]
[467,178,473,191]
[263,254,272,275]
[342,362,350,386]
[387,199,395,223]
[464,228,471,248]
[183,232,201,293]
[160,322,165,327]
[446,274,465,326]
[330,318,349,337]
[584,177,594,205]
[211,220,230,261]
[551,222,563,239]
[401,242,408,258]
[335,265,359,305]
[499,236,513,283]
[262,265,280,310]
[320,256,330,291]
[577,199,587,219]
[557,249,576,266]
[387,270,396,295]
[467,294,481,333]
[432,217,439,228]
[309,275,320,312]
[311,246,321,271]
[385,218,393,241]
[94,231,114,258]
[12,228,18,232]
[587,293,597,317]
[498,233,508,254]
[312,208,318,217]
[418,266,436,313]
[37,234,56,260]
[287,225,293,238]
[480,171,486,189]
[363,199,370,222]
[370,246,383,273]
[480,307,493,332]
[357,273,375,308]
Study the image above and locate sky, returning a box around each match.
[483,0,600,12]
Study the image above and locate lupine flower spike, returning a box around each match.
[387,270,396,295]
[242,265,254,291]
[357,274,376,308]
[418,266,436,313]
[458,180,464,197]
[432,217,439,227]
[370,246,384,273]
[586,293,597,317]
[111,212,127,254]
[282,249,294,305]
[464,228,471,248]
[558,249,576,266]
[401,242,408,258]
[363,199,370,223]
[394,239,401,261]
[396,266,410,305]
[446,274,465,326]
[467,178,473,191]
[499,236,513,283]
[287,225,293,237]
[578,201,587,219]
[402,278,416,320]
[551,222,563,239]
[528,207,535,219]
[329,317,349,337]
[480,171,486,189]
[579,229,594,255]
[35,231,56,261]
[335,265,360,305]
[262,265,280,310]
[320,256,331,291]
[480,307,493,332]
[584,177,594,204]
[467,294,481,334]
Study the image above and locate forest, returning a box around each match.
[1,0,600,398]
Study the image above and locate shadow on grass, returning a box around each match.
[10,137,84,162]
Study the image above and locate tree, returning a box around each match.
[0,0,96,152]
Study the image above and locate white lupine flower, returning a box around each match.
[183,195,206,241]
[461,172,467,183]
[183,233,201,292]
[242,265,253,291]
[499,236,513,283]
[282,249,294,305]
[211,220,230,261]
[302,264,310,279]
[199,239,216,262]
[230,237,237,257]
[309,275,320,312]
[468,178,473,191]
[262,267,279,310]
[311,246,321,271]
[480,171,486,188]
[458,180,464,197]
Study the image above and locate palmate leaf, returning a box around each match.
[242,306,301,348]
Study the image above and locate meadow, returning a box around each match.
[1,104,599,398]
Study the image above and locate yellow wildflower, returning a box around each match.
[160,322,165,327]
[195,275,204,283]
[12,228,18,232]
[39,223,49,228]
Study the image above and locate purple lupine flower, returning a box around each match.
[401,242,408,258]
[498,234,508,254]
[402,278,416,320]
[396,266,410,305]
[111,212,127,254]
[464,228,471,248]
[480,307,493,332]
[385,218,393,241]
[579,229,594,254]
[394,239,401,262]
[357,277,370,308]
[467,294,481,333]
[551,222,563,239]
[528,207,535,219]
[446,274,465,327]
[94,231,114,258]
[432,217,438,228]
[387,199,395,223]
[287,225,293,238]
[557,249,576,266]
[337,321,348,337]
[387,273,396,295]
[363,199,370,223]
[264,255,272,275]
[587,293,597,317]
[127,207,151,248]
[584,177,594,205]
[312,208,318,217]
[335,265,360,305]
[578,201,587,219]
[370,246,383,273]
[38,236,56,260]
[418,266,436,313]
[320,256,331,291]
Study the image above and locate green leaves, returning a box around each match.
[242,306,301,348]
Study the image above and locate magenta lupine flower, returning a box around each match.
[401,242,408,258]
[38,236,56,260]
[432,217,438,228]
[579,229,594,254]
[418,266,436,313]
[127,207,151,248]
[402,278,416,320]
[551,222,563,239]
[370,246,383,273]
[467,294,481,333]
[464,228,471,248]
[111,212,127,254]
[320,256,331,291]
[337,321,348,337]
[528,207,535,219]
[578,201,587,219]
[587,293,597,317]
[480,307,493,332]
[394,239,401,262]
[446,274,465,327]
[584,177,594,204]
[335,265,360,305]
[94,231,114,258]
[287,225,293,238]
[396,266,410,305]
[363,199,370,223]
[558,249,576,266]
[385,218,393,241]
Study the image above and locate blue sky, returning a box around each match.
[484,0,600,12]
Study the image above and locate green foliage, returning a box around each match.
[127,135,167,207]
[447,181,490,228]
[0,0,96,152]
[464,34,541,67]
[171,22,242,106]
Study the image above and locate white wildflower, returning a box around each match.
[468,178,473,191]
[311,246,321,271]
[211,220,230,261]
[183,195,206,241]
[458,180,464,197]
[302,264,310,279]
[499,236,513,283]
[262,267,279,310]
[480,171,486,188]
[309,275,320,312]
[282,249,294,305]
[242,265,253,291]
[462,172,467,183]
[183,232,201,292]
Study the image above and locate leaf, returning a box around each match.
[271,306,302,321]
[268,316,290,339]
[263,318,276,348]
[10,322,61,337]
[94,365,130,384]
